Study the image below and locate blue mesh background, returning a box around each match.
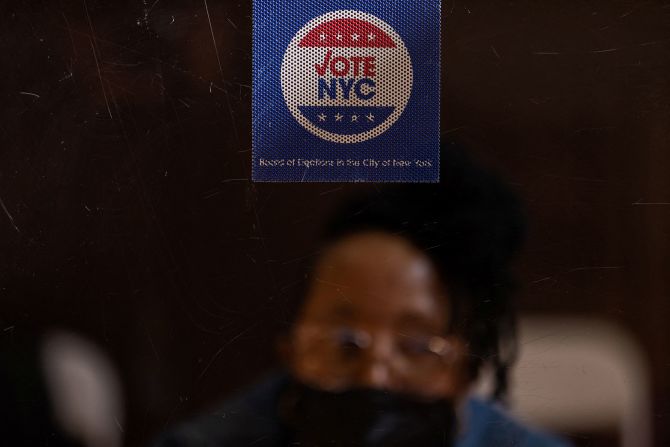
[253,0,441,182]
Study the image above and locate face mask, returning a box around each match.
[279,380,456,447]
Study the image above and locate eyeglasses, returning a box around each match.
[292,323,460,392]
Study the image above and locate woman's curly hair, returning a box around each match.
[319,141,526,401]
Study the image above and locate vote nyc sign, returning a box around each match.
[253,1,440,182]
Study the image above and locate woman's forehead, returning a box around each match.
[318,231,431,276]
[300,232,449,328]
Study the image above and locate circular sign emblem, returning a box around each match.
[281,11,413,144]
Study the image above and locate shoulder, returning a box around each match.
[152,373,289,447]
[456,397,572,447]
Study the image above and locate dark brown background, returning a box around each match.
[1,1,669,446]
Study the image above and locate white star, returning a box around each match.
[318,113,327,122]
[335,113,343,121]
[366,113,374,122]
[352,33,359,41]
[320,32,327,41]
[368,33,375,41]
[336,33,343,41]
[351,114,358,122]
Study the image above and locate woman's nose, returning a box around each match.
[355,335,396,390]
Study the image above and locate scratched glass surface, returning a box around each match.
[1,1,669,447]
